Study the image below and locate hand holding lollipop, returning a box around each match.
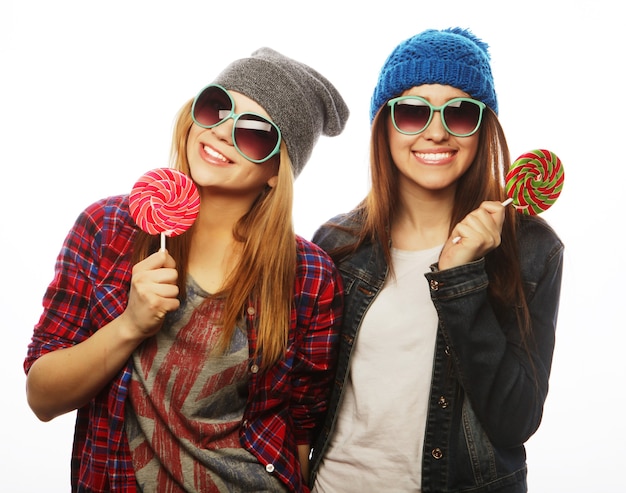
[452,149,564,244]
[129,168,200,250]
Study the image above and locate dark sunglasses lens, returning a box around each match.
[393,101,431,133]
[193,86,232,127]
[234,114,280,162]
[443,100,481,135]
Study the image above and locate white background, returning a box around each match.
[1,0,623,491]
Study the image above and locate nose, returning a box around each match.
[422,110,449,142]
[210,116,235,146]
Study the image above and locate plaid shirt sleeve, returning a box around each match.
[24,195,139,492]
[28,201,99,367]
[289,237,343,444]
[25,194,136,369]
[241,236,343,493]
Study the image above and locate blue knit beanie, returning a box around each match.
[370,27,498,122]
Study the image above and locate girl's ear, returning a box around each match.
[267,175,278,188]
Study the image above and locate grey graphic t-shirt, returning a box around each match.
[125,278,286,492]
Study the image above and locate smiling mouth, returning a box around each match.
[414,151,455,161]
[203,144,230,163]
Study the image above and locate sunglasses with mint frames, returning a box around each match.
[387,96,486,137]
[191,84,282,163]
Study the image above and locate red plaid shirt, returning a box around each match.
[25,195,342,493]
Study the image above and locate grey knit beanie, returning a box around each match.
[213,47,349,177]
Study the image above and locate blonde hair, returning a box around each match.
[133,99,296,368]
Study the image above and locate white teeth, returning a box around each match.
[416,152,453,160]
[204,145,228,162]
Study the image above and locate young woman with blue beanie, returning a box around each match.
[25,47,348,493]
[310,28,563,492]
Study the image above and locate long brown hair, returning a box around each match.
[132,99,296,369]
[335,106,530,337]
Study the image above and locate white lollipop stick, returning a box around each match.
[451,198,513,245]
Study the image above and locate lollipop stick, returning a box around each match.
[452,198,513,244]
[160,232,166,252]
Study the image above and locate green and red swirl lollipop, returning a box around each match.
[129,168,200,250]
[505,149,564,215]
[453,149,563,244]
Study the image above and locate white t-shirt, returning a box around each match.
[314,245,441,493]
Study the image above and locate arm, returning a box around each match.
[27,251,179,421]
[426,235,563,446]
[25,204,180,421]
[298,444,311,482]
[290,244,343,464]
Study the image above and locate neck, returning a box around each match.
[391,188,455,251]
[186,191,254,294]
[197,187,260,229]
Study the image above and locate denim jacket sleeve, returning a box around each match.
[424,216,564,447]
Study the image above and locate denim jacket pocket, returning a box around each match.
[461,395,497,485]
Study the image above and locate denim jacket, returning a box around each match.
[310,210,564,493]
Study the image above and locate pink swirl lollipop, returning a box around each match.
[505,149,564,215]
[129,168,200,248]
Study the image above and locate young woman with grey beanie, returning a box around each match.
[311,28,563,492]
[25,47,349,493]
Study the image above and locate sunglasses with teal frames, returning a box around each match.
[387,96,486,137]
[191,84,282,163]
